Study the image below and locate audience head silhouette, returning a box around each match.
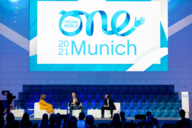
[41,113,49,127]
[6,113,15,122]
[179,109,185,118]
[85,115,94,126]
[67,116,77,128]
[5,113,19,128]
[42,113,48,121]
[50,113,58,126]
[146,111,152,117]
[56,113,62,126]
[120,111,125,118]
[21,113,30,123]
[79,112,85,120]
[176,109,190,128]
[113,113,120,122]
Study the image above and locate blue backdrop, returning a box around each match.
[0,0,192,116]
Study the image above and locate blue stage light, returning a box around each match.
[9,0,20,3]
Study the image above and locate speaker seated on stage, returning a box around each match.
[39,94,54,114]
[69,92,84,115]
[176,109,191,128]
[101,94,116,118]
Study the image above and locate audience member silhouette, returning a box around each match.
[120,111,129,126]
[143,119,153,128]
[56,113,62,127]
[77,112,85,128]
[38,114,49,128]
[62,114,71,128]
[137,111,157,128]
[5,113,19,128]
[129,121,137,128]
[85,115,95,128]
[67,116,77,128]
[20,113,32,128]
[1,107,190,128]
[109,113,122,128]
[0,100,5,128]
[146,111,158,126]
[176,109,191,128]
[49,114,60,128]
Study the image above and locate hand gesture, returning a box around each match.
[75,98,78,102]
[134,17,145,28]
[104,105,107,107]
[72,102,75,105]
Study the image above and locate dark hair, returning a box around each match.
[50,114,57,126]
[120,111,125,117]
[63,114,71,128]
[6,113,15,122]
[146,111,151,117]
[79,112,85,120]
[144,119,153,128]
[21,113,30,123]
[120,111,126,123]
[113,113,120,122]
[41,114,49,127]
[56,113,62,126]
[86,115,94,126]
[179,109,185,118]
[67,116,77,127]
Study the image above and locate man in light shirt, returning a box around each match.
[101,94,116,118]
[69,92,84,115]
[77,112,85,128]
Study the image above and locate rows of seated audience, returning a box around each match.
[0,106,191,128]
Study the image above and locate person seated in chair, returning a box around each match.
[176,109,191,128]
[69,92,84,116]
[101,94,116,118]
[39,94,54,114]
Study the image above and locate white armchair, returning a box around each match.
[104,102,120,118]
[34,102,49,119]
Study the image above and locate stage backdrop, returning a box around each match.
[29,0,168,71]
[0,0,192,116]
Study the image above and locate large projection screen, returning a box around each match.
[29,0,168,71]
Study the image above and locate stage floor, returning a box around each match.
[13,117,191,127]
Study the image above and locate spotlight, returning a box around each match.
[9,0,20,3]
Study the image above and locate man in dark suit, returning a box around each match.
[69,92,84,115]
[101,94,116,118]
[176,109,191,128]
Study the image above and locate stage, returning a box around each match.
[13,117,192,127]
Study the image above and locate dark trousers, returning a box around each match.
[69,105,84,115]
[101,106,114,117]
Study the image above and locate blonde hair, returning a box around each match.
[40,94,46,100]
